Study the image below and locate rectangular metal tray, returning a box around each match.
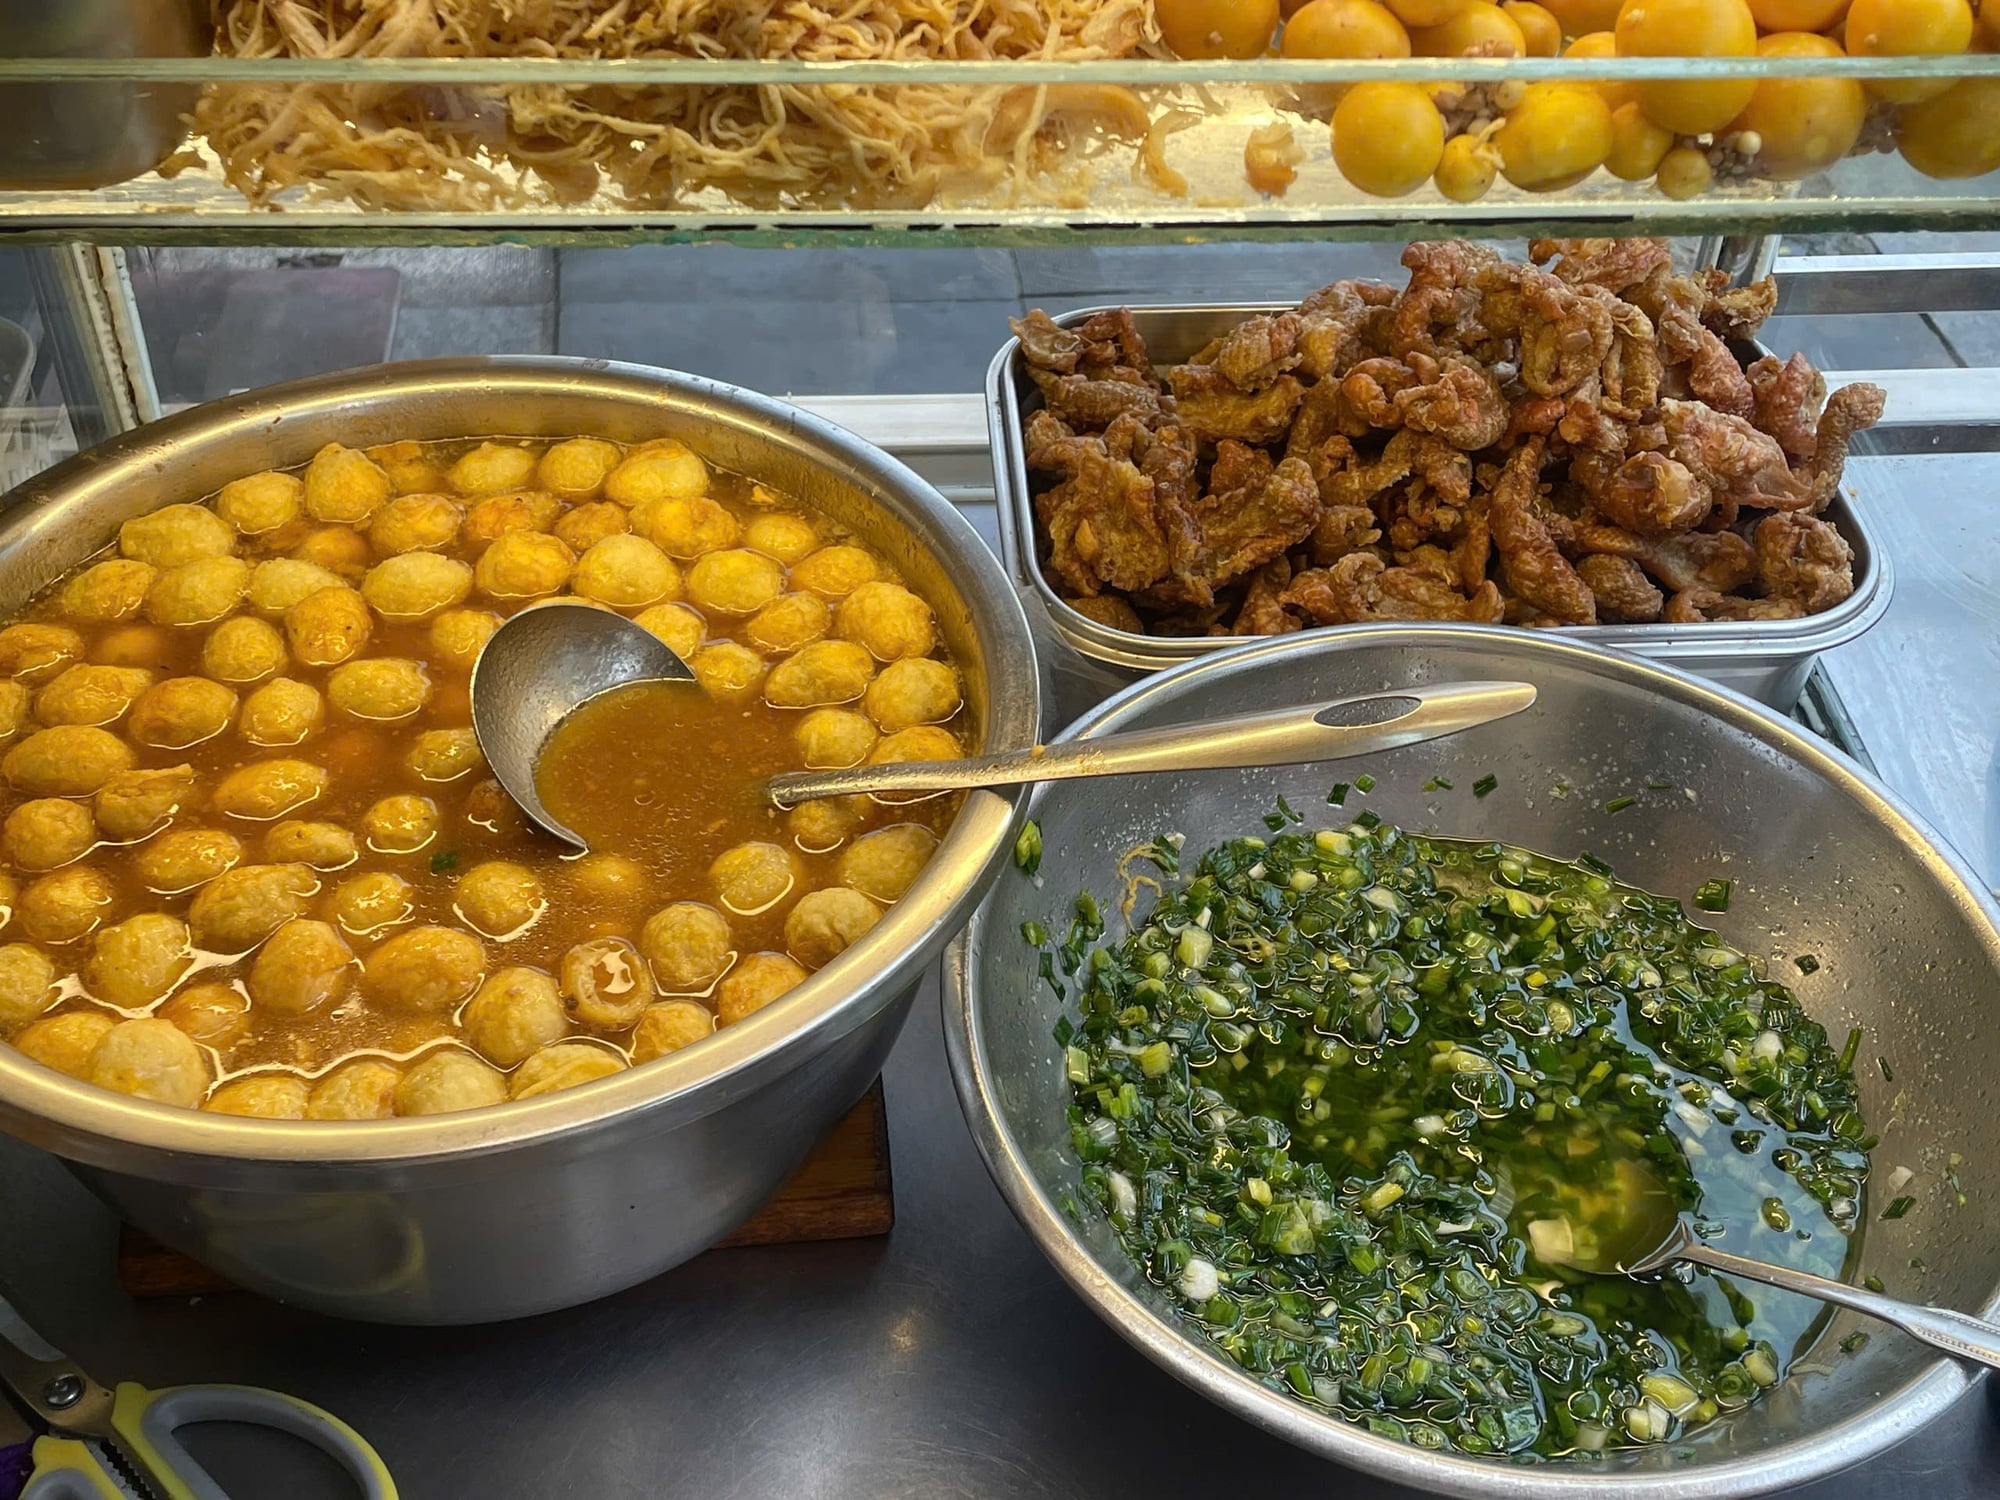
[986,301,1894,712]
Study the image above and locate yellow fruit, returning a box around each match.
[1844,0,1974,101]
[1606,100,1675,177]
[1331,80,1448,194]
[1749,0,1851,28]
[1384,0,1473,27]
[1898,75,2000,175]
[1616,0,1759,134]
[1542,0,1627,30]
[1494,80,1615,188]
[1283,0,1415,53]
[1732,33,1867,179]
[1980,0,2000,46]
[1655,144,1715,195]
[1413,0,1531,47]
[1435,133,1502,197]
[1158,0,1284,57]
[1565,31,1638,109]
[1505,0,1566,50]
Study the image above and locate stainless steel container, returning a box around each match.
[0,0,210,189]
[0,357,1041,1325]
[987,304,1893,711]
[948,625,2000,1498]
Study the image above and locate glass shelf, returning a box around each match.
[1,55,1997,243]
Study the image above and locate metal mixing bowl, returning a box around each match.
[0,357,1039,1324]
[947,625,2000,1498]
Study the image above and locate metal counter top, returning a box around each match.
[2,460,1998,1499]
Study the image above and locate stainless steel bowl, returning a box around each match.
[0,357,1040,1324]
[947,625,2000,1498]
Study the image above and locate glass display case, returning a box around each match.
[3,7,2000,1499]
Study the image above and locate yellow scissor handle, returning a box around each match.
[109,1381,397,1500]
[20,1437,127,1499]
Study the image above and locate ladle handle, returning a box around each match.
[767,681,1536,808]
[1680,1243,2000,1373]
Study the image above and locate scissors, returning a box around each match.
[0,1281,395,1500]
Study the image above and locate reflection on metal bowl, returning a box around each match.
[0,357,1040,1325]
[949,624,2000,1498]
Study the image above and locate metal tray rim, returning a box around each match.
[985,298,1895,674]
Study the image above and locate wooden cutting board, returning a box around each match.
[116,1080,894,1299]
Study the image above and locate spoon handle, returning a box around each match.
[1680,1242,2000,1373]
[767,680,1536,808]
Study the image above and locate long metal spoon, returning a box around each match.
[470,602,1538,848]
[766,679,1537,806]
[1543,1175,2000,1371]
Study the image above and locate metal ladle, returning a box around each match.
[470,602,1539,850]
[1542,1165,2000,1372]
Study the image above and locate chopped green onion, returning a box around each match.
[1424,776,1454,792]
[1881,1196,1915,1221]
[1353,809,1381,829]
[1021,920,1047,946]
[1646,778,1675,791]
[1577,851,1614,876]
[1277,795,1300,823]
[1354,774,1376,793]
[429,849,460,874]
[1013,820,1043,875]
[1838,1026,1862,1073]
[1605,795,1637,814]
[1839,1331,1870,1354]
[1472,774,1499,798]
[1327,782,1350,806]
[1878,1056,1893,1082]
[1795,954,1820,975]
[1693,878,1732,913]
[1865,1275,1886,1293]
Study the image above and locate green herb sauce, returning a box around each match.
[1060,817,1870,1459]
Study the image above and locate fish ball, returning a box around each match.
[0,943,56,1027]
[59,560,156,622]
[305,444,392,523]
[202,617,288,683]
[509,1042,626,1099]
[119,505,235,569]
[715,952,808,1025]
[631,1000,715,1062]
[560,936,654,1032]
[136,830,243,895]
[239,678,324,747]
[640,902,734,991]
[205,1075,309,1118]
[285,586,373,667]
[785,887,882,969]
[363,926,484,1014]
[248,918,354,1017]
[449,442,540,497]
[4,800,97,871]
[216,470,304,535]
[87,1017,208,1107]
[394,1050,506,1115]
[4,726,135,795]
[461,966,567,1067]
[306,1059,402,1119]
[764,640,875,709]
[188,862,317,953]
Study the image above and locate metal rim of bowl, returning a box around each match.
[944,621,1999,1500]
[0,356,1041,1178]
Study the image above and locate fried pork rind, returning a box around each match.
[1018,238,1878,639]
